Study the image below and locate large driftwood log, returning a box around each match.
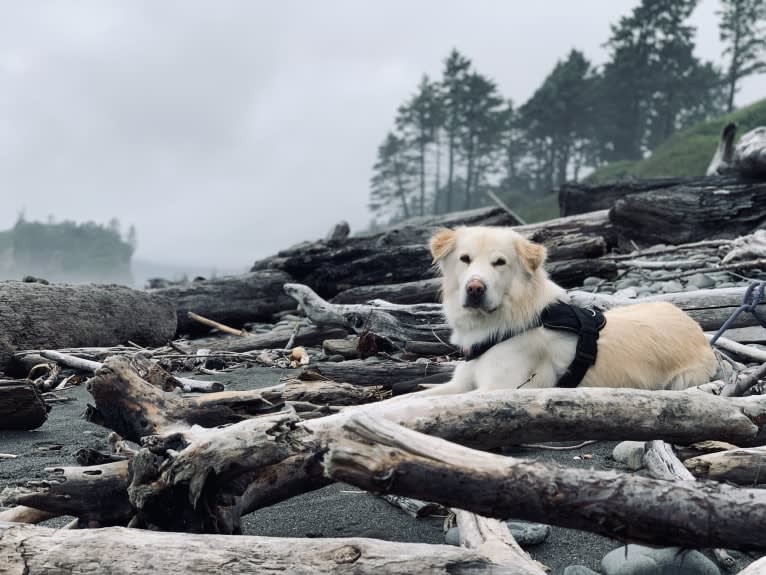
[205,324,349,353]
[304,360,455,387]
[149,270,296,335]
[111,377,766,532]
[0,281,176,367]
[559,175,733,217]
[610,177,766,245]
[332,279,442,305]
[253,209,615,297]
[0,523,525,575]
[0,381,48,430]
[325,413,766,550]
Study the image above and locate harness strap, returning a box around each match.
[463,301,606,388]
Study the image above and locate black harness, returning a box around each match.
[464,302,607,388]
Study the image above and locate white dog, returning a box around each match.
[410,226,716,397]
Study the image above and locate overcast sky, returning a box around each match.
[0,1,764,270]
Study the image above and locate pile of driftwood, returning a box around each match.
[4,142,766,572]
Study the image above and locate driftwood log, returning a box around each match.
[0,281,176,367]
[325,413,766,550]
[205,324,349,353]
[82,359,766,532]
[253,209,615,296]
[684,446,766,484]
[0,381,48,430]
[610,177,766,246]
[149,270,296,335]
[0,523,526,575]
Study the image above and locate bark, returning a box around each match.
[0,381,48,431]
[331,278,442,305]
[149,270,296,335]
[324,413,766,550]
[303,360,455,388]
[0,524,525,575]
[610,177,766,246]
[0,281,176,367]
[684,447,766,484]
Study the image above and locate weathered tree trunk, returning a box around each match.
[558,175,727,217]
[684,446,766,484]
[304,360,456,388]
[0,381,48,430]
[325,413,766,550]
[610,177,766,246]
[12,460,132,527]
[0,281,176,367]
[205,324,349,353]
[149,270,296,335]
[253,209,614,297]
[0,524,525,575]
[331,279,442,305]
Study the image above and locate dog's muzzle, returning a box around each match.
[464,277,486,308]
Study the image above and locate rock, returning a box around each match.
[583,276,602,286]
[612,441,645,470]
[507,521,550,546]
[444,526,460,546]
[327,354,346,363]
[322,337,360,359]
[563,567,600,575]
[635,285,653,296]
[614,287,638,299]
[616,278,640,290]
[660,280,684,293]
[686,273,716,289]
[601,545,720,575]
[325,220,350,243]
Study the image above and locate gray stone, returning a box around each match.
[325,220,350,242]
[583,276,602,286]
[327,354,346,363]
[612,441,645,470]
[660,281,684,293]
[563,567,600,575]
[507,521,550,546]
[444,526,460,546]
[322,337,359,359]
[686,273,716,289]
[601,545,720,575]
[616,278,640,290]
[614,287,638,299]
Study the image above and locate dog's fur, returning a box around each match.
[416,226,717,397]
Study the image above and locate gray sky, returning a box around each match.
[0,0,764,269]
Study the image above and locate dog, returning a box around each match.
[409,226,717,397]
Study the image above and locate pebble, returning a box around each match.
[563,567,600,575]
[327,354,345,363]
[583,276,602,286]
[601,545,720,575]
[686,273,716,289]
[415,357,430,364]
[660,280,684,293]
[612,441,645,470]
[507,521,551,546]
[616,278,640,290]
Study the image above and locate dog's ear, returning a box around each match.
[516,237,546,273]
[430,228,457,263]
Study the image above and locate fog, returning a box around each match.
[0,0,763,277]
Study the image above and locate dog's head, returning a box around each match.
[430,226,552,341]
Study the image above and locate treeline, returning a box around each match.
[0,215,137,284]
[369,0,766,224]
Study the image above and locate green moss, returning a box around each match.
[588,98,766,183]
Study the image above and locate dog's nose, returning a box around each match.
[465,279,486,305]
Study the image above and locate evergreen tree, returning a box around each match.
[368,132,416,223]
[718,0,766,112]
[395,75,444,216]
[441,49,472,213]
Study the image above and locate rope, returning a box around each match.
[709,281,766,346]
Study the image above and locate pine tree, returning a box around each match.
[395,75,444,216]
[368,132,416,223]
[718,0,766,112]
[440,49,472,213]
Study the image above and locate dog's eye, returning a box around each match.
[459,254,471,264]
[492,257,507,267]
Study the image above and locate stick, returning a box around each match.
[187,312,247,337]
[721,362,766,397]
[486,189,527,225]
[709,335,766,363]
